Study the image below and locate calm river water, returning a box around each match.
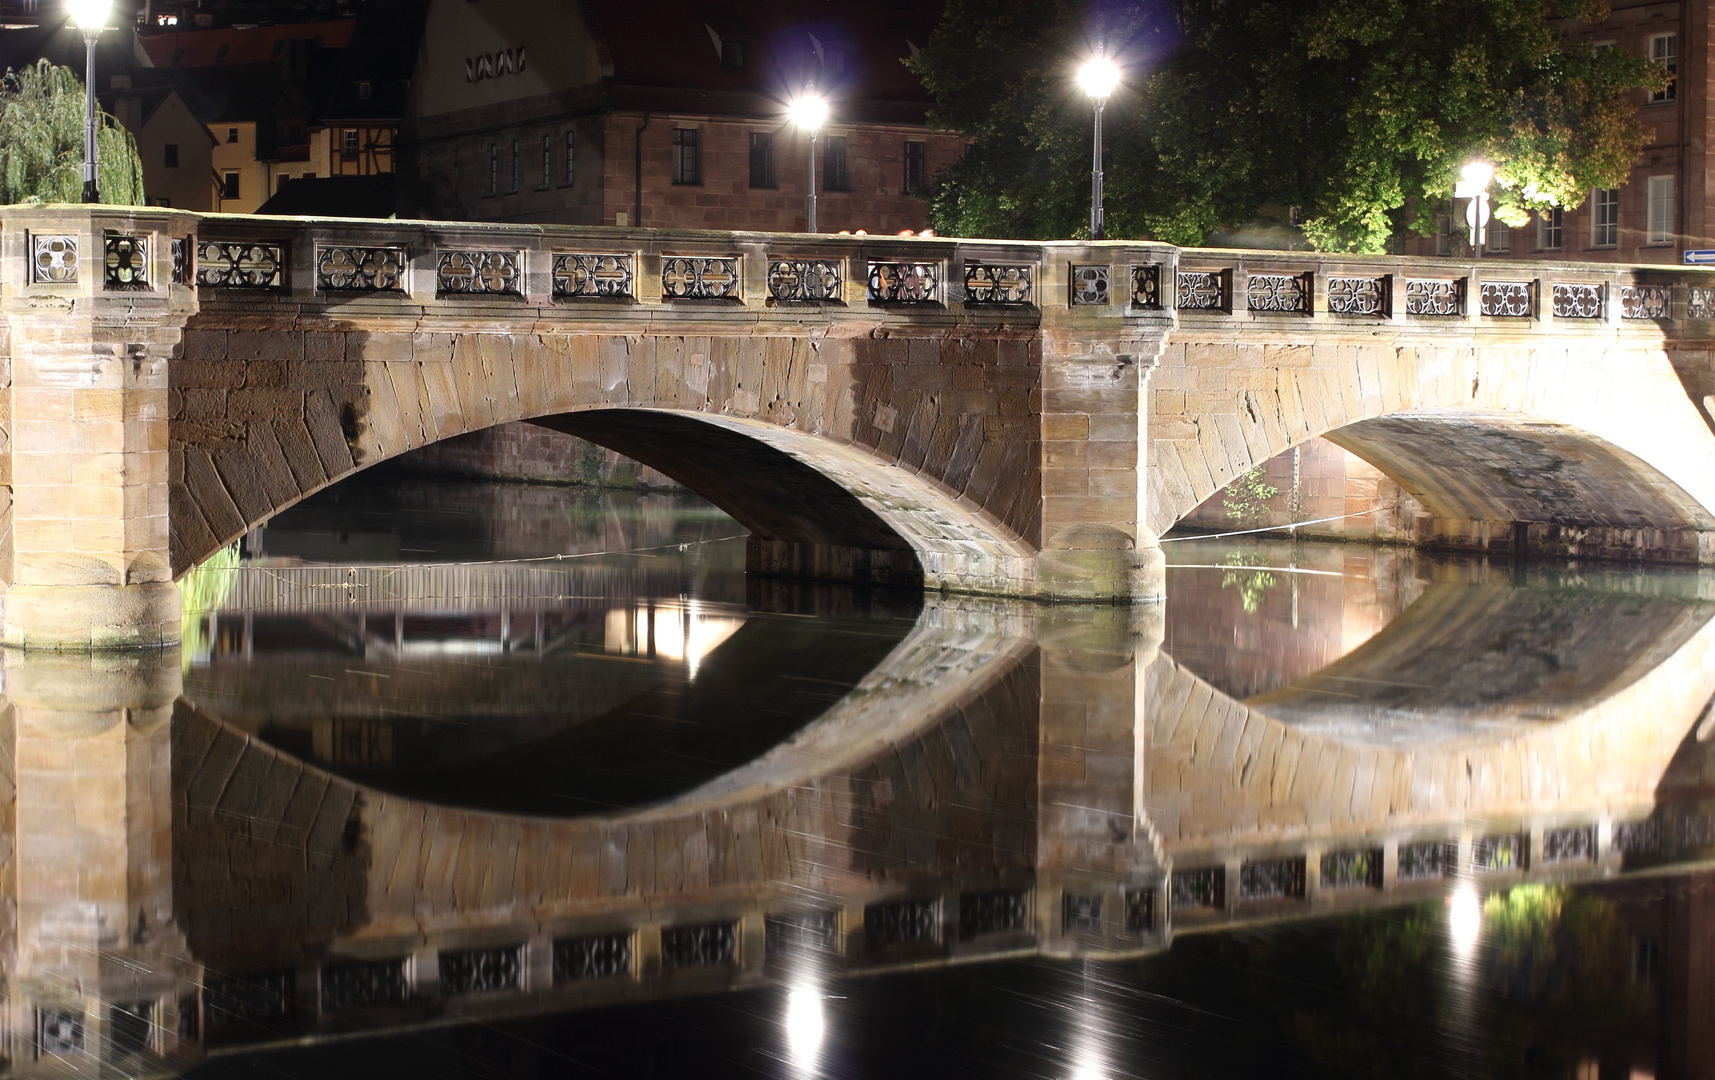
[19,467,1714,1079]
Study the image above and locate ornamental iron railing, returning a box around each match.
[661,921,738,968]
[868,260,940,303]
[1171,866,1224,909]
[1062,893,1102,934]
[662,256,740,300]
[1132,264,1162,308]
[1690,287,1715,320]
[30,233,78,283]
[437,250,521,295]
[1543,825,1597,864]
[104,233,148,290]
[767,258,842,302]
[553,253,633,299]
[765,911,840,957]
[316,245,405,292]
[439,945,522,994]
[1124,888,1154,932]
[1239,856,1306,900]
[1398,839,1454,881]
[1327,276,1388,316]
[197,241,284,288]
[1245,272,1312,314]
[1551,282,1604,319]
[865,898,940,949]
[1320,848,1383,889]
[319,959,409,1013]
[1621,284,1670,320]
[1176,269,1227,311]
[1479,281,1534,318]
[1473,832,1529,872]
[963,262,1033,304]
[1405,278,1464,316]
[553,933,632,982]
[1069,264,1110,306]
[958,890,1029,939]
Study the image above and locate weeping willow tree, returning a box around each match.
[0,59,145,206]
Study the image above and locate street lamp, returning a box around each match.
[788,93,828,233]
[1077,54,1120,241]
[1454,160,1494,258]
[69,0,111,204]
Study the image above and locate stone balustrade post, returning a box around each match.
[2,207,198,650]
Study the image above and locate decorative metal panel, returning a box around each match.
[1245,272,1311,314]
[865,898,939,948]
[1124,888,1154,932]
[661,921,738,968]
[319,959,409,1013]
[553,253,633,299]
[1398,839,1454,881]
[1551,282,1604,319]
[1479,280,1533,317]
[1131,264,1161,308]
[662,256,740,300]
[1320,848,1383,889]
[1070,264,1109,305]
[1613,819,1661,856]
[197,241,284,288]
[1680,813,1715,848]
[30,233,78,283]
[1327,276,1388,316]
[768,259,842,301]
[1690,286,1715,320]
[1176,270,1227,311]
[1621,284,1670,320]
[437,250,520,295]
[111,1003,152,1056]
[1543,824,1596,864]
[1473,832,1529,872]
[553,932,632,981]
[206,971,294,1027]
[103,233,148,290]
[765,911,840,957]
[171,237,187,283]
[37,1010,84,1057]
[1170,866,1224,909]
[1062,893,1102,934]
[1405,278,1464,316]
[317,246,406,292]
[868,260,939,303]
[439,945,521,995]
[959,889,1028,939]
[963,262,1033,304]
[1239,856,1306,900]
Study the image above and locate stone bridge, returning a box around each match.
[7,206,1715,647]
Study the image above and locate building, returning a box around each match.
[396,0,962,232]
[1411,0,1694,264]
[109,84,217,210]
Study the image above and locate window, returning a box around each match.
[488,142,498,196]
[277,173,289,192]
[357,80,372,100]
[215,44,228,62]
[1435,212,1452,256]
[721,37,746,70]
[1538,206,1563,250]
[903,140,926,194]
[1592,187,1620,246]
[151,197,171,207]
[563,131,575,186]
[673,128,701,185]
[341,129,359,158]
[823,135,848,191]
[1487,221,1509,253]
[749,132,775,188]
[510,140,520,192]
[226,127,239,143]
[1651,33,1677,102]
[221,171,240,199]
[1647,175,1675,244]
[540,134,552,189]
[163,143,179,168]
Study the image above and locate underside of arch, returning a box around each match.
[1326,409,1715,562]
[535,409,1036,594]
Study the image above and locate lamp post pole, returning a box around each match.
[1077,55,1119,241]
[788,92,828,234]
[1089,94,1106,240]
[81,27,100,203]
[806,127,818,234]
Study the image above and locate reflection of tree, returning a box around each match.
[1220,548,1277,614]
[1157,886,1651,1078]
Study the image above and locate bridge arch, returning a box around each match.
[170,326,1039,595]
[1148,336,1715,560]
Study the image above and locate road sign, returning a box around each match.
[1684,250,1715,264]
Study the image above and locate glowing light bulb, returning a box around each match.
[1078,56,1120,99]
[69,0,111,28]
[788,95,829,132]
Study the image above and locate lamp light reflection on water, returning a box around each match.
[785,985,825,1072]
[1449,886,1482,952]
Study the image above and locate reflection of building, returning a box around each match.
[397,0,962,232]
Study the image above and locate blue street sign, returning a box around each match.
[1685,250,1715,264]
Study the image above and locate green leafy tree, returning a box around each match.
[0,59,145,206]
[910,0,1663,251]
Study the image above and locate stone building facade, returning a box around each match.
[397,0,964,233]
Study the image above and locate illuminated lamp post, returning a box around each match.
[70,0,112,204]
[1455,160,1494,259]
[1077,54,1120,240]
[788,93,829,233]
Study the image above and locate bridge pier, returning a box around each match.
[2,208,191,650]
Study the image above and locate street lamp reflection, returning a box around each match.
[785,984,825,1074]
[602,599,744,678]
[1449,885,1481,952]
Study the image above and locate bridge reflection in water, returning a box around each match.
[2,538,1714,1077]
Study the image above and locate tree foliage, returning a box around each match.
[910,0,1664,251]
[0,59,145,206]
